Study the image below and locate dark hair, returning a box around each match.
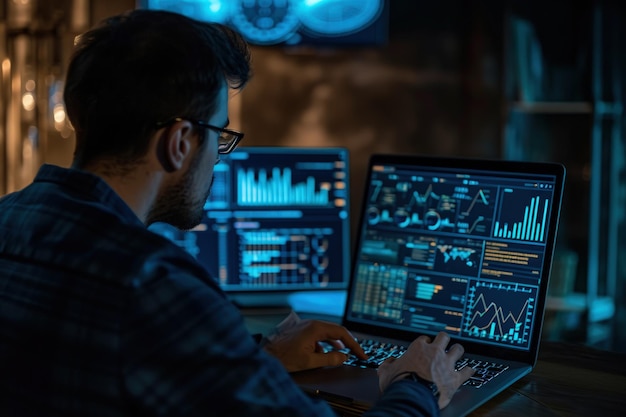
[64,9,251,168]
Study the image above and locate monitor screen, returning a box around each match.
[136,0,389,46]
[149,147,350,308]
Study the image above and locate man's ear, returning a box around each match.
[156,120,195,173]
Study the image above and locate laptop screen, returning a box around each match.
[149,147,350,305]
[344,154,565,354]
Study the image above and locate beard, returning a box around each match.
[146,156,214,230]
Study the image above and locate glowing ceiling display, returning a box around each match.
[146,0,233,23]
[298,0,384,36]
[141,0,387,46]
[231,0,302,45]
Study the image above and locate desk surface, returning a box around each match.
[473,341,626,416]
[243,310,626,417]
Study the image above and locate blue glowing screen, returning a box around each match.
[345,155,564,352]
[138,0,388,46]
[149,147,351,293]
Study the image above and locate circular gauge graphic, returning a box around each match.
[425,210,441,231]
[311,236,329,252]
[394,209,411,228]
[312,254,330,269]
[367,206,380,225]
[297,0,384,36]
[231,0,301,45]
[147,0,233,24]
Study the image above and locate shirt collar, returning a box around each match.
[34,164,144,228]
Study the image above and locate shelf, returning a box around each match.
[546,293,615,322]
[509,101,593,114]
[505,3,623,350]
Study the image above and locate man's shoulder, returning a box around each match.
[126,229,219,289]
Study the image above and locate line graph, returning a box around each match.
[456,186,494,236]
[408,184,437,208]
[461,189,489,216]
[366,177,496,236]
[463,279,537,347]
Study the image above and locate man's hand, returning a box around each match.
[377,332,475,409]
[262,318,367,372]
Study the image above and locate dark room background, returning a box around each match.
[1,0,624,352]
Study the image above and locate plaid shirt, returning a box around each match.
[0,164,438,417]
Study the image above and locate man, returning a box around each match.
[0,9,473,416]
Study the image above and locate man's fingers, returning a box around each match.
[431,331,450,348]
[438,394,453,410]
[458,364,476,381]
[310,322,366,359]
[325,339,346,350]
[447,343,465,361]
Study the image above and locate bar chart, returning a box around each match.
[237,167,332,206]
[493,188,552,243]
[416,282,443,300]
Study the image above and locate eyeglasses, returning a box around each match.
[155,117,244,154]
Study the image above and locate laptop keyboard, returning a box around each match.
[342,339,407,367]
[342,339,509,389]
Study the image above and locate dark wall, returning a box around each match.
[238,1,505,242]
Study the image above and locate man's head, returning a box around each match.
[63,9,251,228]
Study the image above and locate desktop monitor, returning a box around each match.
[149,147,350,309]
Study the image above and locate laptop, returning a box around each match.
[292,153,566,416]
